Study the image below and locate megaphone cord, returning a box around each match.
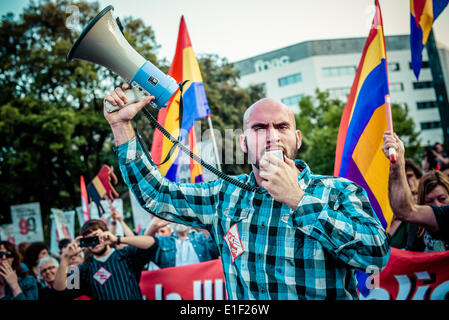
[136,107,259,193]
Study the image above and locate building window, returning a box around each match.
[413,81,433,89]
[420,121,441,130]
[278,73,302,87]
[388,63,400,72]
[327,87,351,99]
[409,61,429,69]
[281,94,303,106]
[417,101,438,109]
[322,66,356,77]
[390,82,404,92]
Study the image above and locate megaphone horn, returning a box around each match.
[67,6,178,112]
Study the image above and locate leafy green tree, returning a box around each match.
[296,89,423,175]
[0,0,264,227]
[0,0,159,223]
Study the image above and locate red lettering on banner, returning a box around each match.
[19,218,29,235]
[139,250,449,300]
[139,259,227,300]
[360,248,449,300]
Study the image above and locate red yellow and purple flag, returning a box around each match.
[334,0,393,231]
[410,0,449,79]
[151,16,210,182]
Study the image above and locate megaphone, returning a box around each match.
[67,5,178,112]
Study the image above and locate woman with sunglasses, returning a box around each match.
[0,241,38,300]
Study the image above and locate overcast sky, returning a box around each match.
[1,0,449,62]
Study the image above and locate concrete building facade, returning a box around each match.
[233,35,449,146]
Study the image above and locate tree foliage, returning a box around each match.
[0,1,264,224]
[296,89,423,176]
[0,0,159,222]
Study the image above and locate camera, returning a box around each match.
[79,236,100,248]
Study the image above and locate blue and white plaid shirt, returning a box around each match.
[115,137,390,300]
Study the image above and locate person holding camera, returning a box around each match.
[103,86,390,300]
[53,219,157,300]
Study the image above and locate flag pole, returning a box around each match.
[376,0,396,163]
[207,115,222,171]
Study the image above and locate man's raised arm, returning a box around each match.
[103,84,222,231]
[382,132,438,232]
[104,83,153,146]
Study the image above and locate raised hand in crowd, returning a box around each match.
[382,132,448,239]
[144,216,172,237]
[109,205,135,238]
[60,240,82,265]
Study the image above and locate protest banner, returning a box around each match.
[138,249,449,301]
[130,189,152,235]
[87,202,101,220]
[10,202,44,244]
[139,259,227,300]
[0,224,15,243]
[76,198,124,235]
[99,198,124,236]
[360,247,449,300]
[50,209,75,256]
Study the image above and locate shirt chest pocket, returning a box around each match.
[280,214,305,258]
[222,207,251,221]
[221,207,252,260]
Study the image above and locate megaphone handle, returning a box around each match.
[105,83,148,113]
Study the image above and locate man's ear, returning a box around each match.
[296,130,302,151]
[240,135,248,154]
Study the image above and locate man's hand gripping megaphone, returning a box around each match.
[104,83,155,146]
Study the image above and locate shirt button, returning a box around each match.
[261,223,265,228]
[257,254,262,259]
[261,288,266,294]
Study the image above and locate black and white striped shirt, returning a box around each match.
[74,241,157,300]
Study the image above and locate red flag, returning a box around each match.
[80,175,90,222]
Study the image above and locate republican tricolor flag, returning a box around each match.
[410,0,449,79]
[151,16,210,183]
[334,0,393,231]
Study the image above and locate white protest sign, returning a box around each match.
[130,189,152,234]
[0,224,15,244]
[100,198,124,236]
[10,202,44,244]
[50,209,75,256]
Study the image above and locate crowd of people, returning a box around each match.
[386,139,449,252]
[0,208,218,300]
[1,87,448,300]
